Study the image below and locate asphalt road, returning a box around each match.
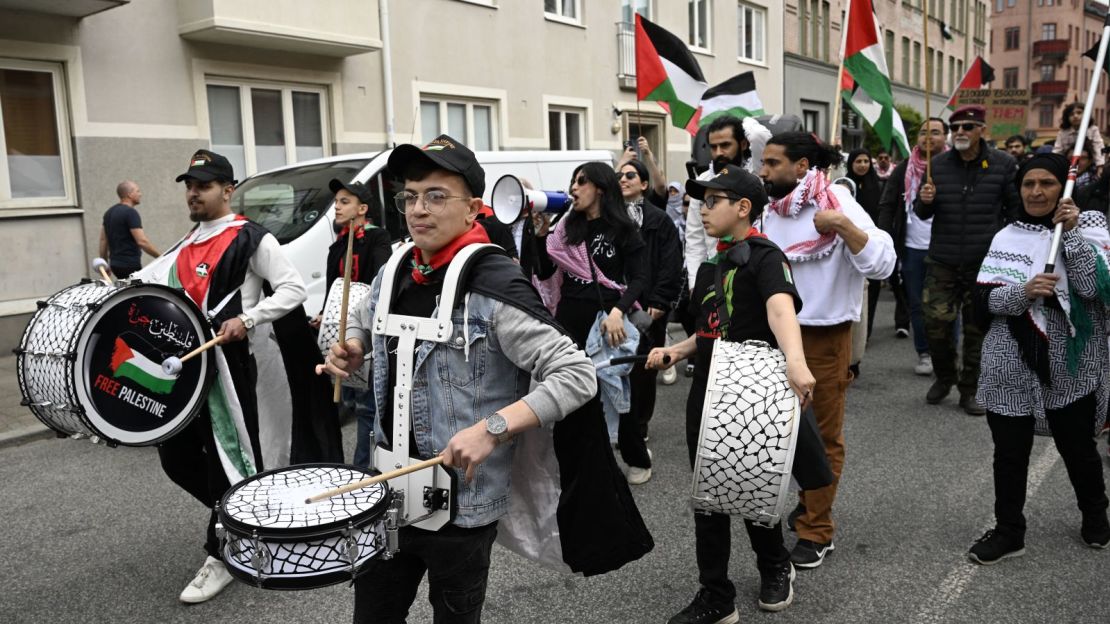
[2,297,1108,624]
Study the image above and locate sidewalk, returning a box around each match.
[0,355,53,448]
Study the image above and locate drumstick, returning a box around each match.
[305,456,445,504]
[333,221,357,403]
[161,334,225,376]
[91,257,112,285]
[595,354,670,370]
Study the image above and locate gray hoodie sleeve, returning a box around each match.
[492,302,597,426]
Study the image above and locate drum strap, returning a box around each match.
[710,241,753,339]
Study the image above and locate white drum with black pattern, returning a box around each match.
[317,278,373,389]
[217,464,391,590]
[692,340,801,526]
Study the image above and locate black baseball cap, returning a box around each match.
[175,149,236,184]
[387,134,486,197]
[329,178,373,205]
[685,166,768,214]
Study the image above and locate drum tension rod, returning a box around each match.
[422,486,450,512]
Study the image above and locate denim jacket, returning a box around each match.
[348,268,596,528]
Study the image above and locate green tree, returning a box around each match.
[863,103,923,159]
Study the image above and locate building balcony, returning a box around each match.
[1032,80,1069,99]
[617,21,637,91]
[1033,39,1070,62]
[176,0,381,57]
[0,0,128,18]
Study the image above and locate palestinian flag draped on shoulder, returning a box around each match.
[635,14,708,134]
[697,71,766,127]
[842,0,910,156]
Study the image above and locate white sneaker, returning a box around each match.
[179,556,234,604]
[914,353,933,376]
[660,365,678,385]
[627,450,653,485]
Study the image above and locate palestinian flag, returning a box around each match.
[696,71,766,127]
[110,337,176,394]
[946,56,995,109]
[635,14,708,134]
[1083,38,1110,75]
[842,0,910,156]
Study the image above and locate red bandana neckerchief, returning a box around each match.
[411,222,491,284]
[709,228,767,264]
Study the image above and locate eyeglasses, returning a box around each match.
[703,194,739,209]
[621,171,639,180]
[952,122,982,133]
[393,190,469,214]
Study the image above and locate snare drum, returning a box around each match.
[217,463,391,590]
[16,280,214,446]
[692,340,801,526]
[317,278,373,389]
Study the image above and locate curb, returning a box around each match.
[0,423,55,450]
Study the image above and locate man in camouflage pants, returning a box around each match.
[915,106,1020,415]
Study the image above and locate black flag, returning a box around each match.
[1084,39,1110,74]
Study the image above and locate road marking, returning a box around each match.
[914,443,1059,623]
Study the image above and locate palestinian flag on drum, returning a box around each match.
[110,337,176,394]
[635,14,708,134]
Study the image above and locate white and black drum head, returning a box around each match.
[218,464,391,590]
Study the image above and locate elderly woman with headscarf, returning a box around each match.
[968,153,1110,565]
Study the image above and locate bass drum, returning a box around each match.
[317,278,373,389]
[16,280,215,446]
[692,340,801,526]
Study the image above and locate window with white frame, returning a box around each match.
[0,60,73,208]
[688,0,711,50]
[621,0,651,22]
[545,0,579,21]
[737,3,766,63]
[420,97,497,151]
[548,108,584,150]
[206,81,328,178]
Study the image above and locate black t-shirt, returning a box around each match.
[688,238,802,381]
[103,203,142,267]
[322,224,393,312]
[377,266,442,455]
[559,217,646,312]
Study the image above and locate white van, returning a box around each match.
[231,149,614,315]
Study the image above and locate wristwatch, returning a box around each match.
[484,413,511,445]
[237,313,256,330]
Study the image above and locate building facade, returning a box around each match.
[0,0,785,350]
[989,0,1108,144]
[783,0,990,150]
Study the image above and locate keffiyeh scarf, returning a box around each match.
[766,168,843,262]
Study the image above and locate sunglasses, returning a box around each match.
[574,175,589,186]
[952,122,982,133]
[620,171,640,180]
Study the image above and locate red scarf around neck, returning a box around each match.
[411,222,491,284]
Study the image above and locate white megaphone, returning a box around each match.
[490,174,571,225]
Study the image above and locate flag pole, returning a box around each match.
[829,0,852,150]
[923,4,932,184]
[1045,12,1110,272]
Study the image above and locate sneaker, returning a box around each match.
[661,365,678,385]
[179,556,234,604]
[628,449,653,485]
[1081,514,1110,549]
[926,381,951,404]
[959,394,986,416]
[790,539,834,569]
[967,529,1025,565]
[914,353,933,376]
[667,590,739,624]
[758,562,795,612]
[787,502,805,533]
[895,327,910,339]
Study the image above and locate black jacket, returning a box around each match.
[323,223,392,311]
[876,159,910,259]
[637,202,684,311]
[913,140,1020,266]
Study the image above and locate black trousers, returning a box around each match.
[157,412,232,559]
[987,393,1109,538]
[353,523,497,624]
[685,377,790,605]
[618,316,667,468]
[889,270,910,331]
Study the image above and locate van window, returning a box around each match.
[231,158,372,244]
